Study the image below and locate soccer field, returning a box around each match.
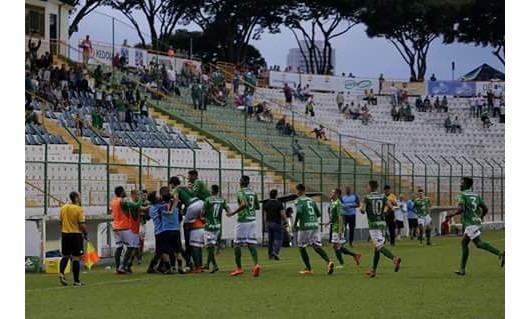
[25,231,504,319]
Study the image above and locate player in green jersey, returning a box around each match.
[360,180,402,278]
[188,170,210,201]
[326,188,361,268]
[414,188,432,245]
[294,184,335,275]
[226,176,261,277]
[446,177,505,275]
[201,184,232,273]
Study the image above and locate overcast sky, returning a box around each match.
[71,6,504,80]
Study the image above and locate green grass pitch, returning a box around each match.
[26,231,504,319]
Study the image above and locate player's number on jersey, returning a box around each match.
[470,196,478,212]
[247,195,256,216]
[212,203,221,219]
[306,201,317,220]
[372,199,383,215]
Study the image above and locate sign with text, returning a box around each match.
[475,81,505,96]
[268,71,377,94]
[427,81,476,97]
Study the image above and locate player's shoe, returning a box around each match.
[336,264,344,269]
[252,264,261,277]
[327,261,335,275]
[116,267,127,275]
[59,273,68,286]
[299,269,313,275]
[210,266,219,274]
[230,268,244,276]
[393,256,402,272]
[73,281,85,286]
[366,270,376,278]
[353,253,362,266]
[499,251,505,268]
[192,268,205,273]
[454,270,466,276]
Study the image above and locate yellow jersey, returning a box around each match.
[384,193,397,213]
[59,203,85,233]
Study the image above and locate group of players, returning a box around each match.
[57,169,504,286]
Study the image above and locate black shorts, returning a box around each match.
[61,233,84,257]
[408,219,418,228]
[158,230,182,254]
[395,220,404,229]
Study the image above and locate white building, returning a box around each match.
[286,40,336,74]
[25,0,73,57]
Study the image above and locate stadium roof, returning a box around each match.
[460,63,505,81]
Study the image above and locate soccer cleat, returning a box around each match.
[327,261,335,275]
[393,256,402,272]
[454,270,466,276]
[73,281,85,286]
[116,267,127,275]
[336,264,345,269]
[192,268,205,273]
[210,266,219,274]
[59,273,68,286]
[299,269,313,275]
[353,253,362,266]
[366,270,376,278]
[230,268,244,276]
[499,251,505,268]
[252,264,261,277]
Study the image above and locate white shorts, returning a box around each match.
[464,225,481,240]
[204,230,220,247]
[139,224,146,240]
[234,222,257,245]
[184,200,204,223]
[190,228,205,248]
[297,229,322,248]
[331,232,346,245]
[113,229,138,248]
[418,215,432,227]
[369,229,386,249]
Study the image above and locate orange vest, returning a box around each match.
[112,197,131,230]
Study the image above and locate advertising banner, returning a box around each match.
[268,71,377,94]
[382,81,427,96]
[427,81,476,97]
[475,81,505,96]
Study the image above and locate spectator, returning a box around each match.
[487,89,494,113]
[264,189,286,260]
[451,116,462,133]
[336,92,345,113]
[167,46,176,57]
[444,116,452,133]
[291,140,305,162]
[305,97,315,117]
[75,113,84,137]
[499,99,505,123]
[469,96,477,118]
[25,107,40,125]
[481,109,491,129]
[28,36,41,70]
[430,73,437,81]
[140,96,149,117]
[282,122,295,136]
[441,96,449,112]
[276,115,287,131]
[434,96,441,112]
[390,82,399,106]
[80,35,92,65]
[311,125,327,140]
[415,96,423,112]
[391,105,399,121]
[300,84,310,101]
[283,83,292,107]
[378,73,385,95]
[191,80,201,110]
[493,96,501,118]
[361,108,372,125]
[423,96,432,112]
[233,73,240,95]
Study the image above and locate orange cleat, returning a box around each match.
[252,264,261,277]
[393,256,402,273]
[353,253,362,266]
[230,268,244,276]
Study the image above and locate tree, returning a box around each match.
[67,0,107,37]
[186,0,288,64]
[160,29,266,66]
[359,0,458,81]
[443,0,504,65]
[110,0,194,50]
[285,0,363,75]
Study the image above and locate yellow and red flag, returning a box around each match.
[83,241,100,270]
